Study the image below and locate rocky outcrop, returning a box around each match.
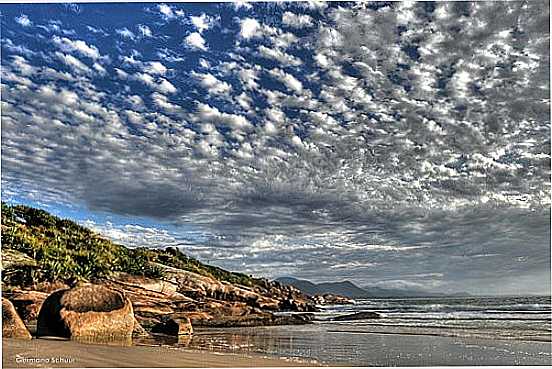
[2,298,32,340]
[97,269,317,331]
[330,311,381,321]
[36,284,135,340]
[5,265,316,342]
[313,293,355,305]
[157,264,317,312]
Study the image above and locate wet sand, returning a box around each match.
[186,326,552,366]
[2,338,316,368]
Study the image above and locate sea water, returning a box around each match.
[317,295,552,342]
[139,296,552,366]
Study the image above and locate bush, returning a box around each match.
[1,203,162,286]
[1,203,263,288]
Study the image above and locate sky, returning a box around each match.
[0,1,550,295]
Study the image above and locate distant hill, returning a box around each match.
[276,277,469,298]
[276,277,321,295]
[316,281,369,297]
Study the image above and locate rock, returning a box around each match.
[98,276,194,329]
[1,249,37,270]
[132,318,149,337]
[330,311,381,321]
[152,316,193,336]
[273,313,315,325]
[6,290,49,323]
[2,298,32,340]
[184,311,214,326]
[313,294,355,305]
[154,263,318,313]
[33,281,71,293]
[36,284,135,340]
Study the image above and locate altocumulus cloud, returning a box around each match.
[0,1,550,295]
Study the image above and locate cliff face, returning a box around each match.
[1,203,317,331]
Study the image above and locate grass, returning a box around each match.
[1,203,262,289]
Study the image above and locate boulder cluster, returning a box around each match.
[2,264,318,342]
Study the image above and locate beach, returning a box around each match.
[184,326,552,366]
[3,295,551,367]
[4,328,551,367]
[2,338,316,368]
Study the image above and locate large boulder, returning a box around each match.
[2,298,32,340]
[36,284,135,340]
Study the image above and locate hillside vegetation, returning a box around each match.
[1,203,261,289]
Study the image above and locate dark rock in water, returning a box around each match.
[330,311,381,321]
[273,313,315,325]
[36,284,135,340]
[2,298,32,340]
[152,316,193,336]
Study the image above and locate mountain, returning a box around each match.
[276,277,371,297]
[315,281,369,297]
[276,277,467,298]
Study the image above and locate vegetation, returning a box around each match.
[1,203,262,288]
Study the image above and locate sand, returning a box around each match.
[2,338,316,368]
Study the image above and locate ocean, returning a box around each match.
[140,295,552,366]
[317,295,552,342]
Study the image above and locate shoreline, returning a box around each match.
[2,338,319,368]
[3,327,552,367]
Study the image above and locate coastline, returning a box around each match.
[4,327,552,368]
[2,338,318,368]
[179,325,552,367]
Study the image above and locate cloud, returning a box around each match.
[190,13,216,33]
[269,68,303,94]
[2,1,550,295]
[184,32,207,51]
[55,52,92,74]
[52,36,101,59]
[257,45,302,66]
[239,18,261,39]
[10,55,36,76]
[157,78,177,94]
[116,28,136,40]
[92,62,107,75]
[157,3,175,20]
[82,220,191,250]
[233,1,253,11]
[191,71,232,97]
[133,72,177,94]
[138,24,153,38]
[15,14,32,27]
[282,11,313,28]
[143,61,167,75]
